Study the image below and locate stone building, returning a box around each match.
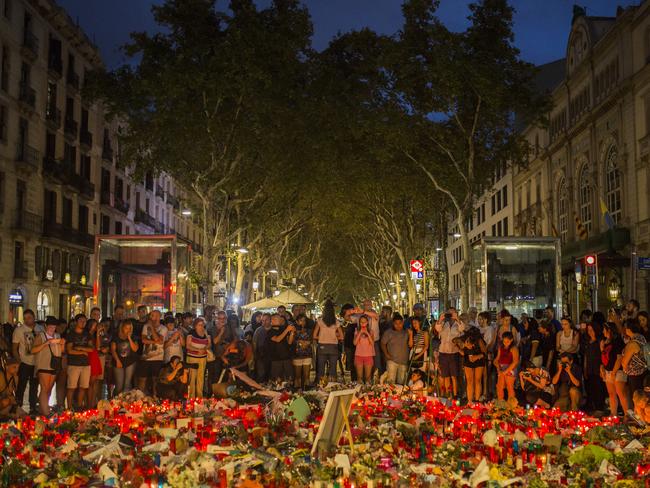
[0,0,203,321]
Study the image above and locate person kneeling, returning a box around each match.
[0,357,27,420]
[552,352,582,411]
[157,356,188,401]
[519,361,554,408]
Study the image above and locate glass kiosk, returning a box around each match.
[94,235,192,316]
[470,237,562,319]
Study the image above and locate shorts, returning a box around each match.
[354,356,374,367]
[292,358,311,367]
[604,370,627,383]
[38,369,56,376]
[67,365,91,389]
[438,352,461,378]
[136,360,163,378]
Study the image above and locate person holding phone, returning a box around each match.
[494,331,519,402]
[31,317,65,416]
[552,352,582,411]
[353,315,376,384]
[435,308,463,399]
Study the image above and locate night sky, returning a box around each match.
[57,0,639,69]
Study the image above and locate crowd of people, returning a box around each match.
[0,298,649,421]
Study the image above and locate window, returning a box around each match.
[46,81,57,114]
[491,195,496,215]
[63,142,76,166]
[114,221,122,235]
[558,178,568,242]
[3,0,10,19]
[604,145,622,225]
[502,185,508,207]
[0,171,4,214]
[0,44,8,92]
[125,226,130,235]
[145,198,150,213]
[0,104,6,142]
[62,197,72,228]
[497,221,502,236]
[44,190,57,222]
[80,154,91,181]
[65,96,74,122]
[78,205,88,233]
[100,214,110,234]
[496,191,502,212]
[503,217,508,236]
[492,224,496,236]
[579,165,592,233]
[45,132,55,158]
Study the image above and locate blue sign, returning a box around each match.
[639,257,650,270]
[417,271,423,279]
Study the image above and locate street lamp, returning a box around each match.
[268,269,278,274]
[181,209,192,216]
[236,247,248,254]
[435,247,443,252]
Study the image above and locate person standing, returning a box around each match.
[545,306,562,333]
[12,309,38,414]
[381,314,410,385]
[494,331,519,403]
[353,315,376,384]
[341,305,358,382]
[435,308,464,399]
[378,306,393,376]
[600,322,629,417]
[209,311,237,388]
[66,314,93,410]
[186,318,210,398]
[267,314,295,381]
[621,320,648,396]
[359,299,381,378]
[111,319,139,395]
[252,313,272,382]
[136,310,166,396]
[163,316,185,364]
[314,301,343,383]
[460,327,486,404]
[31,317,64,416]
[582,322,606,412]
[556,317,579,356]
[290,314,313,389]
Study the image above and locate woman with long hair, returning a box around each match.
[495,331,519,402]
[621,319,648,397]
[31,318,64,416]
[461,328,486,404]
[600,322,629,417]
[289,314,313,389]
[556,317,579,355]
[583,321,606,412]
[86,319,103,408]
[313,300,343,383]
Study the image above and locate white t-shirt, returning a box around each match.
[163,328,184,362]
[142,323,167,361]
[12,324,35,366]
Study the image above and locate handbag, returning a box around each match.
[47,335,62,372]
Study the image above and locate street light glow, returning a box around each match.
[181,209,192,216]
[452,232,461,238]
[237,247,249,254]
[268,269,278,274]
[436,247,443,251]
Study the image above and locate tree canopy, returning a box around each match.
[89,0,548,308]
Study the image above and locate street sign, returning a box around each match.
[410,260,424,273]
[411,271,423,280]
[638,257,650,270]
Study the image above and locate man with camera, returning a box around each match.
[435,308,464,399]
[552,352,582,411]
[157,355,188,401]
[519,360,554,408]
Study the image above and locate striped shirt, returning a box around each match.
[186,332,210,358]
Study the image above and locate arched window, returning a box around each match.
[579,165,592,233]
[605,145,622,225]
[558,178,568,242]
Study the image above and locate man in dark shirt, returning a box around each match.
[266,314,294,381]
[66,314,94,410]
[157,356,188,400]
[552,352,582,411]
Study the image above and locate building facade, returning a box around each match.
[0,0,203,322]
[513,3,650,315]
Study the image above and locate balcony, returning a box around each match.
[114,196,130,215]
[64,118,78,140]
[80,130,93,150]
[47,55,63,79]
[135,208,156,229]
[100,190,111,205]
[42,156,65,183]
[102,144,113,162]
[18,83,36,110]
[561,227,631,267]
[45,106,61,130]
[16,144,40,171]
[43,221,93,249]
[12,210,43,233]
[14,260,29,280]
[21,32,39,60]
[67,70,79,91]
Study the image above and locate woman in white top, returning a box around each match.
[556,317,579,355]
[313,300,343,383]
[31,318,65,416]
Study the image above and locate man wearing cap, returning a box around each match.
[12,309,38,414]
[0,357,26,420]
[405,303,431,331]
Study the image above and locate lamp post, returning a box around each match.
[574,259,582,321]
[400,290,406,314]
